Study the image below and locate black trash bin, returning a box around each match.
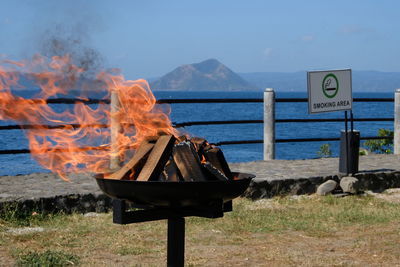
[339,130,360,174]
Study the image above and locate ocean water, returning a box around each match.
[0,91,394,175]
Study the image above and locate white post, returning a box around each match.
[394,89,400,154]
[110,90,121,170]
[264,88,275,160]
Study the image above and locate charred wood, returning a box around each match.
[172,141,207,181]
[202,162,228,181]
[165,157,183,182]
[204,147,233,179]
[190,137,207,152]
[176,135,188,143]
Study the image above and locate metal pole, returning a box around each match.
[264,88,275,160]
[344,111,349,174]
[167,217,185,267]
[394,89,400,154]
[350,111,354,132]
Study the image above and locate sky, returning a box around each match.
[0,0,399,79]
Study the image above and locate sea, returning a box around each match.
[0,91,394,176]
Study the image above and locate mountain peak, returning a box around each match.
[192,58,221,73]
[151,59,258,91]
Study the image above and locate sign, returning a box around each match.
[307,69,352,114]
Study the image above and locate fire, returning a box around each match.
[0,54,178,180]
[200,155,207,164]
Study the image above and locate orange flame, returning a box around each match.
[0,55,178,180]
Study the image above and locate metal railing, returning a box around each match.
[0,95,395,156]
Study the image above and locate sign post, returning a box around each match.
[307,69,358,174]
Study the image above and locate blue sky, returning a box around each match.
[0,0,399,79]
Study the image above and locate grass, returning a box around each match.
[1,194,400,266]
[0,203,65,228]
[14,250,79,267]
[191,195,400,237]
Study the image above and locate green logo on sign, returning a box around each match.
[322,73,339,98]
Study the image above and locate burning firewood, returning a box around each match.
[172,141,207,181]
[136,135,176,181]
[165,157,182,182]
[106,137,158,180]
[106,142,154,180]
[202,162,228,181]
[176,135,188,143]
[190,137,207,152]
[204,147,233,179]
[106,134,233,182]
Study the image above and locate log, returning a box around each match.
[172,141,207,181]
[203,144,213,152]
[190,137,207,152]
[165,158,182,182]
[159,170,168,181]
[106,140,155,180]
[204,147,233,179]
[136,135,176,181]
[176,135,188,143]
[190,137,208,164]
[202,162,228,181]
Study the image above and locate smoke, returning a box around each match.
[21,1,111,93]
[39,24,104,79]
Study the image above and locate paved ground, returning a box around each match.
[231,154,400,199]
[0,172,101,202]
[0,154,399,211]
[230,154,400,181]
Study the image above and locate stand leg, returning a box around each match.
[167,217,185,267]
[113,199,126,224]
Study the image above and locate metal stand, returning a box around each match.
[345,111,349,172]
[168,217,185,267]
[339,110,360,174]
[112,199,232,267]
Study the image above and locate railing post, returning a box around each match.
[394,89,400,154]
[110,89,121,170]
[264,88,275,160]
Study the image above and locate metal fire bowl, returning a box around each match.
[94,172,254,208]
